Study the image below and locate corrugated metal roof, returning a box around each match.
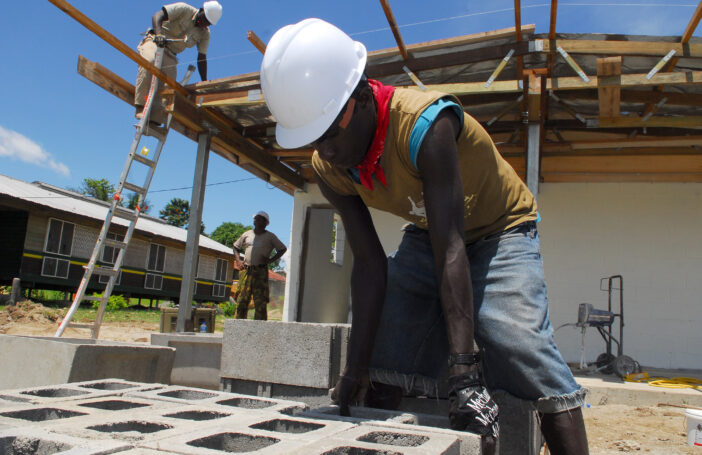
[0,174,232,256]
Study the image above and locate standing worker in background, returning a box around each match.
[233,211,287,321]
[134,1,222,126]
[260,19,589,454]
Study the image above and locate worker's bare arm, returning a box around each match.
[315,172,387,414]
[197,53,207,81]
[416,110,476,375]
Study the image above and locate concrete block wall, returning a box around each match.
[0,335,175,390]
[0,380,485,454]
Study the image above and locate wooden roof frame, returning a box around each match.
[52,0,702,188]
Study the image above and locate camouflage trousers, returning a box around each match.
[235,265,269,320]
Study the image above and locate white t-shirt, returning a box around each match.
[233,230,285,266]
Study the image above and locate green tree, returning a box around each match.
[210,222,251,248]
[160,197,205,232]
[160,198,190,227]
[78,178,115,201]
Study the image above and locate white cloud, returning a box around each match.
[0,126,70,177]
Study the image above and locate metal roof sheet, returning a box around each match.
[0,174,232,256]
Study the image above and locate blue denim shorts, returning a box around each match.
[369,221,586,413]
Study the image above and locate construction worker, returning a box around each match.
[260,19,589,454]
[232,211,287,320]
[134,1,222,126]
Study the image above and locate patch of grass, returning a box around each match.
[72,307,161,324]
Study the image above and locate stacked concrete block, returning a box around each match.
[220,319,350,398]
[125,384,309,415]
[0,335,175,390]
[150,333,223,390]
[287,424,461,455]
[144,413,355,455]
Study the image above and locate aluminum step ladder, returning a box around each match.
[55,47,195,339]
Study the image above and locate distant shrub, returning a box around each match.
[89,293,128,311]
[219,300,236,317]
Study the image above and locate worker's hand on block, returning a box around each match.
[448,373,499,439]
[331,373,369,417]
[153,34,167,47]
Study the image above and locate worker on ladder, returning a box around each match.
[134,1,222,126]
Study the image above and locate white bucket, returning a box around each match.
[685,409,702,447]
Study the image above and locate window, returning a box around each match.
[41,257,70,279]
[330,214,345,266]
[101,232,125,265]
[215,258,228,282]
[99,270,122,285]
[146,243,166,272]
[144,273,163,290]
[212,283,226,298]
[44,219,75,256]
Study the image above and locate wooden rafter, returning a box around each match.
[538,39,702,57]
[514,0,524,78]
[247,31,266,55]
[379,0,409,60]
[547,0,558,76]
[682,0,702,44]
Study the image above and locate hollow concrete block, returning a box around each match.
[287,424,461,455]
[0,335,175,389]
[150,333,223,389]
[0,427,130,455]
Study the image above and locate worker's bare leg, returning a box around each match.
[539,408,589,455]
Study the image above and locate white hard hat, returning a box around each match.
[203,1,222,25]
[253,211,270,223]
[260,18,367,149]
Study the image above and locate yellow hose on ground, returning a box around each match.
[623,372,702,390]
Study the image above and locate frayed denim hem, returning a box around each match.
[534,387,588,414]
[370,368,588,414]
[370,369,440,397]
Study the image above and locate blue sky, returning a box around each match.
[1,0,699,251]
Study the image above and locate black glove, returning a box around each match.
[153,34,167,47]
[448,373,499,439]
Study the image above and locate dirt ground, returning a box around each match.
[1,303,699,454]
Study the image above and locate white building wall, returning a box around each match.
[539,182,702,370]
[285,182,702,370]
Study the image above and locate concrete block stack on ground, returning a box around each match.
[0,335,175,390]
[0,379,487,454]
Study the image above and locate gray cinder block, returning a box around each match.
[0,335,175,389]
[150,333,223,389]
[492,391,543,455]
[0,427,130,455]
[221,320,350,390]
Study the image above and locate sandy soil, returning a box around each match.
[1,302,699,454]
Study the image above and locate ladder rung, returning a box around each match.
[114,207,137,221]
[67,323,94,329]
[133,154,157,168]
[103,238,128,249]
[92,267,119,277]
[83,295,107,302]
[123,182,147,195]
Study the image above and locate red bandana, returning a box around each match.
[354,79,395,190]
